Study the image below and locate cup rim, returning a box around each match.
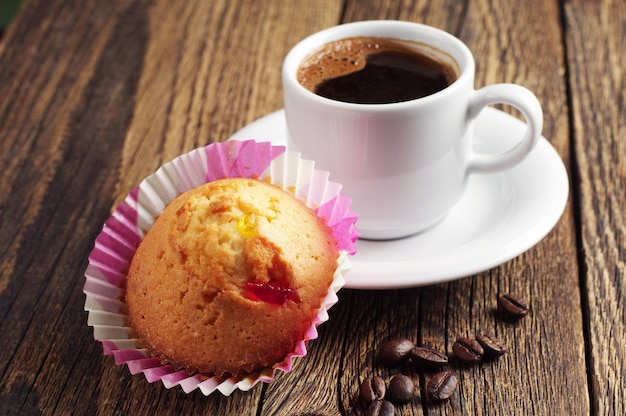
[282,20,475,109]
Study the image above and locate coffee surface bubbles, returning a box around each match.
[297,37,458,104]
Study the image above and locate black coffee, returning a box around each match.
[297,37,458,104]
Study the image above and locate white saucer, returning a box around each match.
[228,107,569,289]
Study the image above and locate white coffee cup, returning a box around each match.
[282,20,543,240]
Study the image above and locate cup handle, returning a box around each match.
[467,84,543,173]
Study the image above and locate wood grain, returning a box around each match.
[115,0,344,207]
[0,0,621,414]
[565,0,626,414]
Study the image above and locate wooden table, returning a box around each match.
[1,0,624,414]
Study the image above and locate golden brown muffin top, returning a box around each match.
[126,178,339,377]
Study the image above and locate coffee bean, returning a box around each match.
[498,293,530,319]
[427,371,457,401]
[367,400,395,416]
[452,337,484,365]
[476,334,507,358]
[410,346,448,369]
[360,376,386,405]
[386,374,415,405]
[379,337,415,367]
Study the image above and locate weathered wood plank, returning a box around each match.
[0,0,606,414]
[114,0,344,205]
[565,0,626,414]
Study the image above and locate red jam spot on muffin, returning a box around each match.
[245,280,300,305]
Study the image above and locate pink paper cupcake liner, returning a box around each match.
[83,140,359,396]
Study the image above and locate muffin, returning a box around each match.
[84,140,359,395]
[125,177,340,378]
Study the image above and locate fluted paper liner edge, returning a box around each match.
[83,140,359,396]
